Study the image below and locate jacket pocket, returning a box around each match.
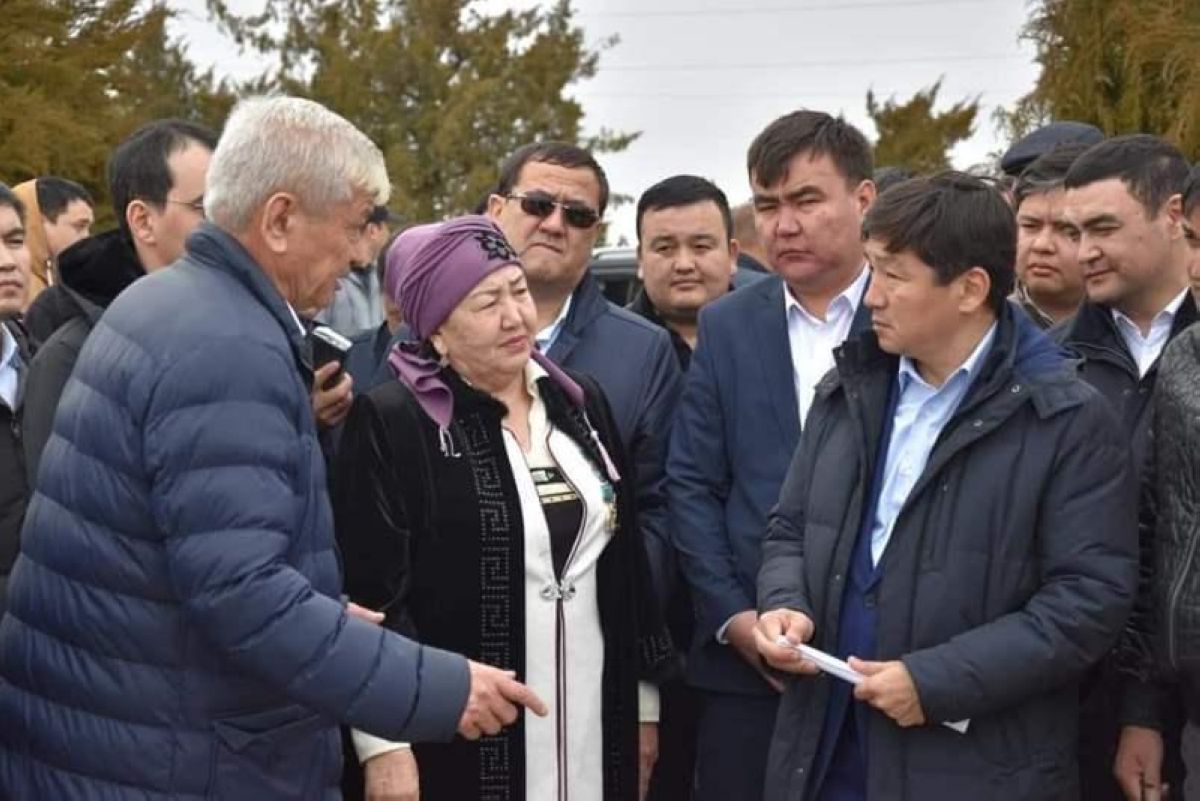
[209,704,332,800]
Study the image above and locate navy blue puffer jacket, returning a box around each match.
[0,223,470,800]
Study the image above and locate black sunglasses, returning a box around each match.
[506,192,600,229]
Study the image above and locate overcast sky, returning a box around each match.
[172,0,1041,243]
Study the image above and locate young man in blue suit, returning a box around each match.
[668,110,876,801]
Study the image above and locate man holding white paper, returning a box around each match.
[755,172,1138,801]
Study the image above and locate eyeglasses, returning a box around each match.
[506,192,600,229]
[166,197,205,216]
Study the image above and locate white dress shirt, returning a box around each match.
[715,266,868,644]
[536,294,574,353]
[786,266,869,426]
[0,324,20,411]
[1111,288,1189,377]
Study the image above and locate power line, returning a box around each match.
[602,53,1027,72]
[578,0,1006,19]
[573,88,1031,101]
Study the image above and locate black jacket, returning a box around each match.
[1122,326,1200,723]
[758,306,1138,801]
[0,319,30,615]
[1052,293,1197,471]
[20,229,145,482]
[332,367,674,800]
[627,288,693,371]
[1055,294,1195,791]
[21,285,77,348]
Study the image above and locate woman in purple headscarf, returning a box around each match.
[332,215,674,801]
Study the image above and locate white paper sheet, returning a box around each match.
[773,636,970,734]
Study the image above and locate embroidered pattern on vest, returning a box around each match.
[460,411,516,800]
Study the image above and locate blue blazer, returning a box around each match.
[668,274,872,695]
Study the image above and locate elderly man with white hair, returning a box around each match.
[0,96,545,801]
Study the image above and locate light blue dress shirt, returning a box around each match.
[0,324,20,412]
[868,323,998,565]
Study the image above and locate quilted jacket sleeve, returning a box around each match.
[903,397,1139,724]
[144,338,469,743]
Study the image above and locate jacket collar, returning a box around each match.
[56,229,146,324]
[546,276,609,363]
[183,223,311,367]
[626,285,657,321]
[746,274,873,440]
[827,301,1079,421]
[1059,292,1198,375]
[439,359,584,431]
[827,304,1081,543]
[627,287,694,369]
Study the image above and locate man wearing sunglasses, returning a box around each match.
[19,119,217,481]
[487,142,684,790]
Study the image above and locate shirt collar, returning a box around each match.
[784,264,868,324]
[536,293,574,351]
[1110,288,1189,336]
[0,324,16,373]
[898,321,998,393]
[524,357,549,396]
[285,304,307,336]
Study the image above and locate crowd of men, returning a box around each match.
[1,95,1199,801]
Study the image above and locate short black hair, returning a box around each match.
[1063,134,1191,218]
[35,177,93,222]
[108,119,218,237]
[0,183,25,224]
[1013,141,1092,209]
[747,110,874,189]
[873,166,916,195]
[494,142,610,215]
[1184,165,1200,218]
[636,175,733,241]
[862,170,1015,314]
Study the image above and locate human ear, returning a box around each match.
[261,193,297,255]
[125,200,156,247]
[855,179,878,215]
[958,266,993,313]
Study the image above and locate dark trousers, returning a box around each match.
[694,690,779,801]
[648,679,700,801]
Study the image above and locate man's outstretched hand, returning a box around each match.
[458,661,548,740]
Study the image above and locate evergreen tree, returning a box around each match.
[0,0,232,218]
[866,80,979,175]
[997,0,1199,157]
[206,0,636,222]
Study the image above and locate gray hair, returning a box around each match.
[205,96,390,231]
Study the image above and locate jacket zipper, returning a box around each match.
[545,429,587,801]
[515,424,588,801]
